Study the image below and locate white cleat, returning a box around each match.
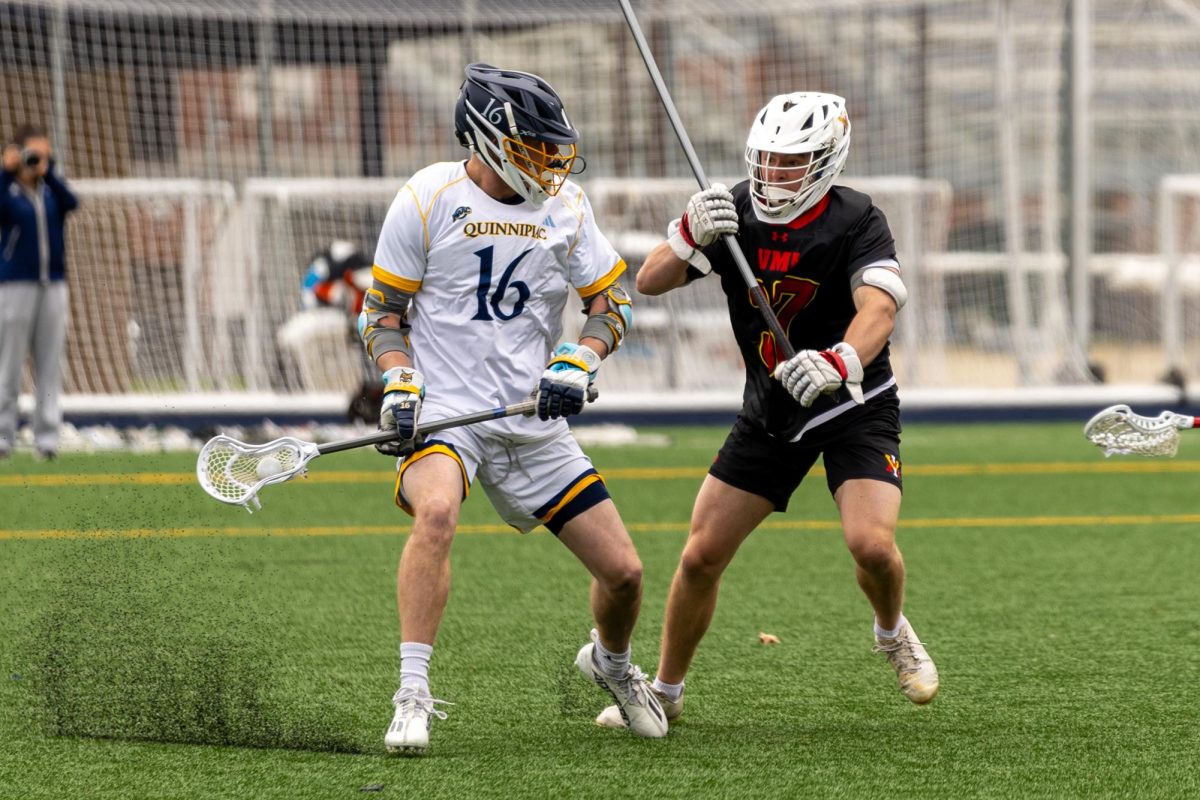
[596,685,683,729]
[384,686,451,755]
[575,629,668,738]
[874,620,939,704]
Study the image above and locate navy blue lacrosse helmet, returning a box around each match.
[454,63,579,206]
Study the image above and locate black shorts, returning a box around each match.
[709,392,903,512]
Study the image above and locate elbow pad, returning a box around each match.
[854,265,907,310]
[579,282,633,353]
[359,284,414,361]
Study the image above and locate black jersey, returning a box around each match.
[695,182,899,443]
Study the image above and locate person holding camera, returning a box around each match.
[0,124,79,459]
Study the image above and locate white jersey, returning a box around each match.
[373,161,625,439]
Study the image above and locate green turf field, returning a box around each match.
[1,422,1197,799]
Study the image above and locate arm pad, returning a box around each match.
[579,281,633,353]
[851,264,907,310]
[358,281,415,361]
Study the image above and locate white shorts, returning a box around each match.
[394,425,608,533]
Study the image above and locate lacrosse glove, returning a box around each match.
[378,366,425,456]
[775,342,865,408]
[537,343,600,420]
[667,183,738,271]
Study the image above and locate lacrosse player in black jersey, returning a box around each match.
[598,92,937,729]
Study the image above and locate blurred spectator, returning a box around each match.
[301,239,371,315]
[297,240,381,424]
[0,124,78,460]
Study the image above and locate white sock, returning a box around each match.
[651,677,684,702]
[874,615,907,640]
[592,636,631,679]
[400,642,433,694]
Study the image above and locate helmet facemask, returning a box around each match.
[502,135,576,200]
[746,142,841,219]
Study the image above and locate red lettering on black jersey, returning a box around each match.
[756,249,801,273]
[748,276,820,371]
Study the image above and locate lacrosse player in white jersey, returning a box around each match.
[359,63,666,754]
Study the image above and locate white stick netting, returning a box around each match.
[1083,406,1184,458]
[196,435,313,510]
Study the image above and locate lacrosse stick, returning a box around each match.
[198,398,537,512]
[1083,404,1200,458]
[617,0,795,362]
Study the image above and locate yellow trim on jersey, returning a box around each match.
[372,266,421,293]
[408,175,471,251]
[393,444,470,516]
[561,185,589,259]
[559,184,587,221]
[576,259,627,298]
[378,173,470,287]
[426,176,470,215]
[401,183,428,250]
[538,473,606,524]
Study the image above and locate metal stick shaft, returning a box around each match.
[616,0,795,360]
[316,398,538,455]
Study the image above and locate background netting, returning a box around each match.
[3,0,1199,404]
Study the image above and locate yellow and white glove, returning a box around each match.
[774,342,865,408]
[667,183,738,269]
[378,366,424,456]
[537,343,600,421]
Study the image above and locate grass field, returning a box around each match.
[1,421,1198,799]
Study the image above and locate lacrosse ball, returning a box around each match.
[256,457,284,479]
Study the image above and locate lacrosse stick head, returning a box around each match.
[196,435,319,512]
[1083,404,1183,458]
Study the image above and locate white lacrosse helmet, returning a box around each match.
[744,92,851,224]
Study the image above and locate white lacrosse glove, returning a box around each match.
[378,366,425,456]
[537,343,600,421]
[667,183,738,269]
[774,342,865,408]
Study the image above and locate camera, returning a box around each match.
[20,148,41,169]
